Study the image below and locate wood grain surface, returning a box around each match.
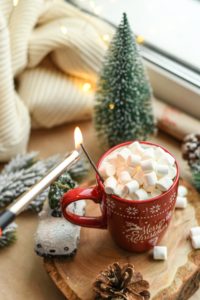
[1,121,200,300]
[44,179,200,300]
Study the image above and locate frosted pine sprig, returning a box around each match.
[0,155,59,211]
[0,153,89,212]
[0,223,17,248]
[2,152,38,174]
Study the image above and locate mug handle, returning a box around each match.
[61,186,107,229]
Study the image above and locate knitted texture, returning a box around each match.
[0,0,114,161]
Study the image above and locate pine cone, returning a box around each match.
[93,263,150,300]
[182,133,200,166]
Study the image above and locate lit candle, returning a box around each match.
[0,128,83,232]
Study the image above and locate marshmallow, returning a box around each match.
[156,177,173,192]
[159,152,175,166]
[155,164,169,177]
[140,159,155,172]
[132,188,148,200]
[147,193,153,199]
[117,148,132,162]
[115,184,126,197]
[144,171,157,186]
[190,227,200,238]
[125,195,134,200]
[128,167,138,177]
[151,189,162,198]
[123,180,140,195]
[107,153,118,165]
[129,141,144,156]
[142,148,155,160]
[175,196,187,208]
[104,177,117,194]
[191,236,200,249]
[168,166,177,179]
[118,171,132,184]
[143,183,155,193]
[178,185,188,197]
[128,154,141,167]
[99,162,116,178]
[134,169,145,185]
[154,147,166,160]
[153,246,167,260]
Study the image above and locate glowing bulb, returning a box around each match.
[109,103,115,110]
[13,0,19,6]
[136,35,145,44]
[102,34,110,42]
[74,127,83,149]
[60,26,68,35]
[82,82,92,92]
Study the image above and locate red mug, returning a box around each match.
[61,141,179,252]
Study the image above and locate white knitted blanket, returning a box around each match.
[0,0,113,161]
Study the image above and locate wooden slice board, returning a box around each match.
[44,180,200,300]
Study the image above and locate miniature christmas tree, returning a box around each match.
[94,13,155,148]
[48,172,77,217]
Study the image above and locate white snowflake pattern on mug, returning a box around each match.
[106,199,116,211]
[149,205,161,214]
[170,192,176,204]
[126,206,139,216]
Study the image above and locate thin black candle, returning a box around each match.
[80,144,104,183]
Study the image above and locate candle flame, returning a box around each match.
[74,127,83,149]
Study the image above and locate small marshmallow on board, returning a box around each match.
[190,227,200,238]
[175,196,187,209]
[178,185,188,197]
[153,246,167,260]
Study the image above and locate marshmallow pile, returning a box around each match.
[99,141,177,200]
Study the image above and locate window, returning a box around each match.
[72,0,200,119]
